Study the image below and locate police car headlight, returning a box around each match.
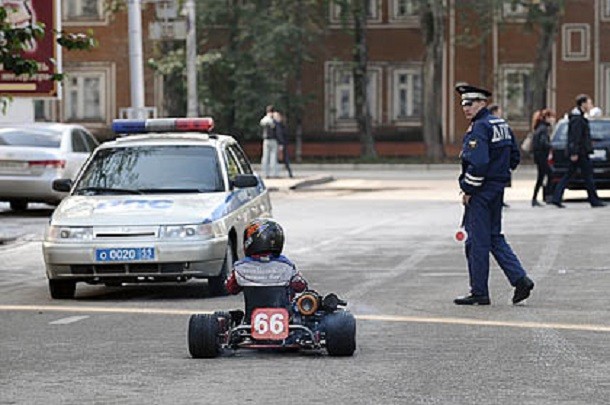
[159,223,215,239]
[46,226,93,241]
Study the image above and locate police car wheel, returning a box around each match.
[208,241,234,296]
[188,314,221,358]
[48,279,76,299]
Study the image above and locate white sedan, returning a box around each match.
[0,123,98,211]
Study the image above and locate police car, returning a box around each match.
[42,118,272,299]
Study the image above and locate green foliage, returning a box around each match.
[149,0,326,139]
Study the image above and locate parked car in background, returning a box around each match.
[548,117,610,192]
[0,123,98,211]
[43,118,272,299]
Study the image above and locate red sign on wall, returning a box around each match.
[0,0,59,98]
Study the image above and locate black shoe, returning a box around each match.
[549,201,565,208]
[512,276,535,304]
[454,294,490,306]
[502,202,510,208]
[591,201,607,208]
[531,200,542,207]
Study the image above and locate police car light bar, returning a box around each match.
[112,117,215,134]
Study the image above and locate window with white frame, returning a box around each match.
[326,62,381,130]
[390,0,419,21]
[330,0,381,24]
[562,23,590,61]
[389,66,422,123]
[63,0,103,21]
[500,65,533,123]
[34,100,57,122]
[64,71,106,122]
[603,0,610,20]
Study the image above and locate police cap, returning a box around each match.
[455,84,492,106]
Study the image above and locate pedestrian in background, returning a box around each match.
[550,94,606,208]
[272,110,294,178]
[489,104,511,208]
[531,108,555,206]
[259,105,279,178]
[454,84,534,306]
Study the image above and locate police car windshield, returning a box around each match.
[552,120,609,142]
[74,145,224,195]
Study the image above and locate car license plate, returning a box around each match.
[95,247,155,262]
[589,149,607,161]
[0,160,27,172]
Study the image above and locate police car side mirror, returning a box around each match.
[52,179,73,192]
[232,174,258,189]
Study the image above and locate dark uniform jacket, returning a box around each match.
[459,108,520,195]
[567,108,593,156]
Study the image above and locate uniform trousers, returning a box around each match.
[551,154,601,205]
[464,186,527,296]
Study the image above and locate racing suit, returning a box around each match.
[459,107,528,297]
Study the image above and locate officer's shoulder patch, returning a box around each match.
[468,139,477,149]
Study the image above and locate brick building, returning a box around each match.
[39,0,610,158]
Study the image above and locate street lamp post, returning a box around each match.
[184,0,198,117]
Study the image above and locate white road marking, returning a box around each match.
[49,315,90,325]
[2,304,610,333]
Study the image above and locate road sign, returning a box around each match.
[0,0,60,98]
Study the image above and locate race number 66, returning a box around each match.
[251,308,289,340]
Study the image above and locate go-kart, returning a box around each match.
[187,286,356,358]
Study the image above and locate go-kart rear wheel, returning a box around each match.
[324,311,356,357]
[188,314,221,358]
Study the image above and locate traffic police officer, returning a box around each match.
[454,84,535,305]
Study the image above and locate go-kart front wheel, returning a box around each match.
[188,314,221,358]
[324,311,356,357]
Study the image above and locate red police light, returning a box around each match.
[175,118,214,132]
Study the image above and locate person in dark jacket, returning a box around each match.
[550,94,606,208]
[453,84,534,306]
[272,110,294,178]
[531,108,555,206]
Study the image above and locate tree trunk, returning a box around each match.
[352,0,376,158]
[419,0,445,161]
[528,1,562,119]
[294,0,304,162]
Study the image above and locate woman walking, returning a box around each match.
[531,109,556,206]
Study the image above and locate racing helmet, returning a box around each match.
[243,218,284,257]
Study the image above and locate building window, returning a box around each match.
[64,71,106,123]
[325,62,381,131]
[389,66,422,124]
[389,0,419,26]
[62,0,106,25]
[499,65,533,124]
[330,0,381,24]
[562,23,590,61]
[603,0,610,20]
[34,100,57,122]
[501,2,528,20]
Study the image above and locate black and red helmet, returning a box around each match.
[243,218,284,256]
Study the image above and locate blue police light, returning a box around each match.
[112,119,147,133]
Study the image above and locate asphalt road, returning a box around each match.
[1,167,609,404]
